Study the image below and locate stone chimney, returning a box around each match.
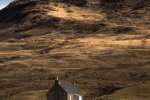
[55,76,59,85]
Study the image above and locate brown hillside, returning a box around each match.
[0,0,150,100]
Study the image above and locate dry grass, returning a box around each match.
[0,0,150,100]
[47,3,104,23]
[0,30,150,100]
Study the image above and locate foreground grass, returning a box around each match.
[97,83,150,100]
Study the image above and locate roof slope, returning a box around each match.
[59,81,81,94]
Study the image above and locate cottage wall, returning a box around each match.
[47,84,67,100]
[67,94,83,100]
[67,94,74,100]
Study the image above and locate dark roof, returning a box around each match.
[59,81,81,94]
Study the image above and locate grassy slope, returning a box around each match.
[98,83,150,100]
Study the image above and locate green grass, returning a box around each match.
[97,83,150,100]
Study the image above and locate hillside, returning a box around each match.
[0,0,150,100]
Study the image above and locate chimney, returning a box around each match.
[72,81,76,85]
[55,76,59,84]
